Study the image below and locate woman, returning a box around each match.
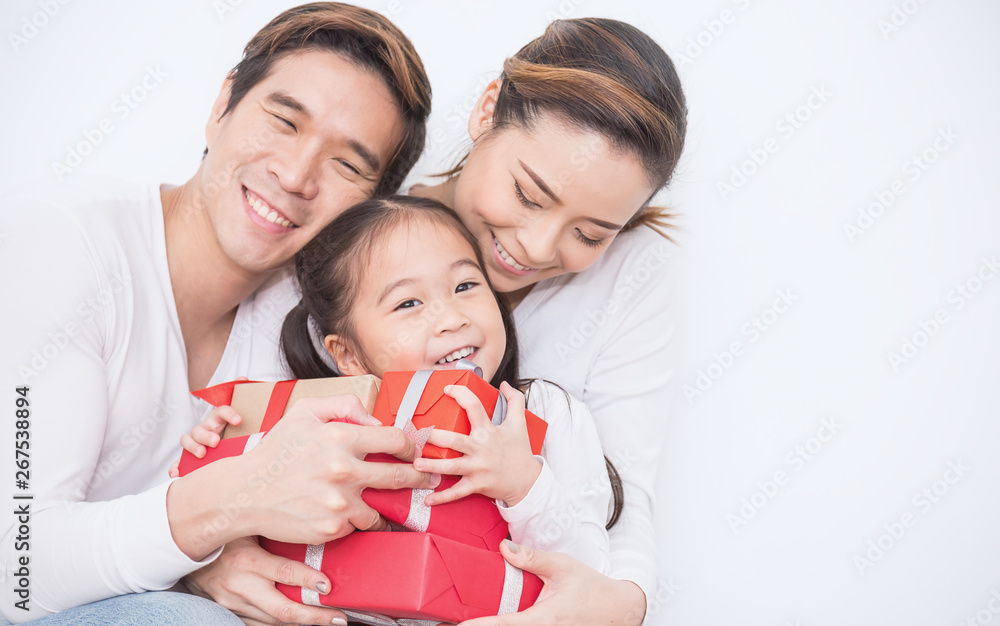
[412,17,686,625]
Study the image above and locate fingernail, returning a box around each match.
[332,618,347,626]
[364,414,382,426]
[430,473,442,488]
[315,580,329,594]
[503,539,520,553]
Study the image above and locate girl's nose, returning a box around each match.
[433,300,470,334]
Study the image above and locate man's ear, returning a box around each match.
[205,74,235,151]
[324,334,367,376]
[469,78,502,141]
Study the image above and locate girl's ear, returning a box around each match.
[205,74,235,150]
[324,334,366,376]
[469,78,502,141]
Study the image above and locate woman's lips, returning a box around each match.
[491,234,538,277]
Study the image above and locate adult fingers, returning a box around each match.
[348,421,420,462]
[360,455,442,491]
[497,539,570,580]
[255,554,349,625]
[348,503,390,533]
[412,455,469,477]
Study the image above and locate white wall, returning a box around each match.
[2,1,997,624]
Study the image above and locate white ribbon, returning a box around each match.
[498,560,523,615]
[242,431,265,453]
[403,488,434,532]
[300,543,325,607]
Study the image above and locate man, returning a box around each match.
[1,4,433,624]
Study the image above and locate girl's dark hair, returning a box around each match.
[211,2,432,195]
[441,17,687,237]
[280,193,623,528]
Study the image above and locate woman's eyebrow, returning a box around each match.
[518,159,561,203]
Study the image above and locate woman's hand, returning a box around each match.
[413,382,541,507]
[181,536,349,626]
[460,541,647,626]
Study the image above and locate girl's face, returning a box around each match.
[326,218,507,380]
[450,84,657,295]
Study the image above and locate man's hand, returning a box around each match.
[166,393,442,560]
[182,536,349,626]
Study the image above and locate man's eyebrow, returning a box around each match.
[518,159,562,204]
[265,91,310,118]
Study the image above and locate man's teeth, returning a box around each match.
[245,189,293,228]
[494,237,533,272]
[437,346,475,364]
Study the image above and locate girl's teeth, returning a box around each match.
[438,346,475,364]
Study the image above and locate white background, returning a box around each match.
[2,1,998,625]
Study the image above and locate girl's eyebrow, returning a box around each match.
[376,259,482,305]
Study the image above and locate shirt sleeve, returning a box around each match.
[584,235,677,618]
[497,382,612,576]
[0,201,219,623]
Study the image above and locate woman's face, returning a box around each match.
[451,106,656,294]
[326,217,507,381]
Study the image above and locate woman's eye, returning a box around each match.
[576,229,607,248]
[514,181,540,209]
[455,281,478,293]
[395,299,421,311]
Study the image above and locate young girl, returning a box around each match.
[180,194,619,574]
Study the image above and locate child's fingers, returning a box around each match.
[191,424,221,448]
[499,381,527,426]
[179,433,207,458]
[207,405,243,430]
[442,385,492,428]
[426,429,475,455]
[424,478,477,506]
[412,455,471,476]
[168,458,180,478]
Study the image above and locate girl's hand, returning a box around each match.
[413,382,541,506]
[168,405,243,478]
[459,541,647,626]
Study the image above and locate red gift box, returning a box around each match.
[261,532,542,623]
[373,369,548,459]
[362,453,508,551]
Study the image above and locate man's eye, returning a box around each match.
[338,159,361,176]
[455,282,478,293]
[395,299,421,311]
[272,114,295,130]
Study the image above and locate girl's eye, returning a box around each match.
[455,281,478,293]
[394,299,421,311]
[576,229,607,248]
[514,181,541,209]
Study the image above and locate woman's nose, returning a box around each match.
[515,216,560,267]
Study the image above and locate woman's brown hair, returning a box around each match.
[444,17,687,236]
[214,2,432,195]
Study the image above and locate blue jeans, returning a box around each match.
[0,591,242,625]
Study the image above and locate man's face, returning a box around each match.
[200,50,404,273]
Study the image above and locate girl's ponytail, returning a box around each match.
[280,300,339,379]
